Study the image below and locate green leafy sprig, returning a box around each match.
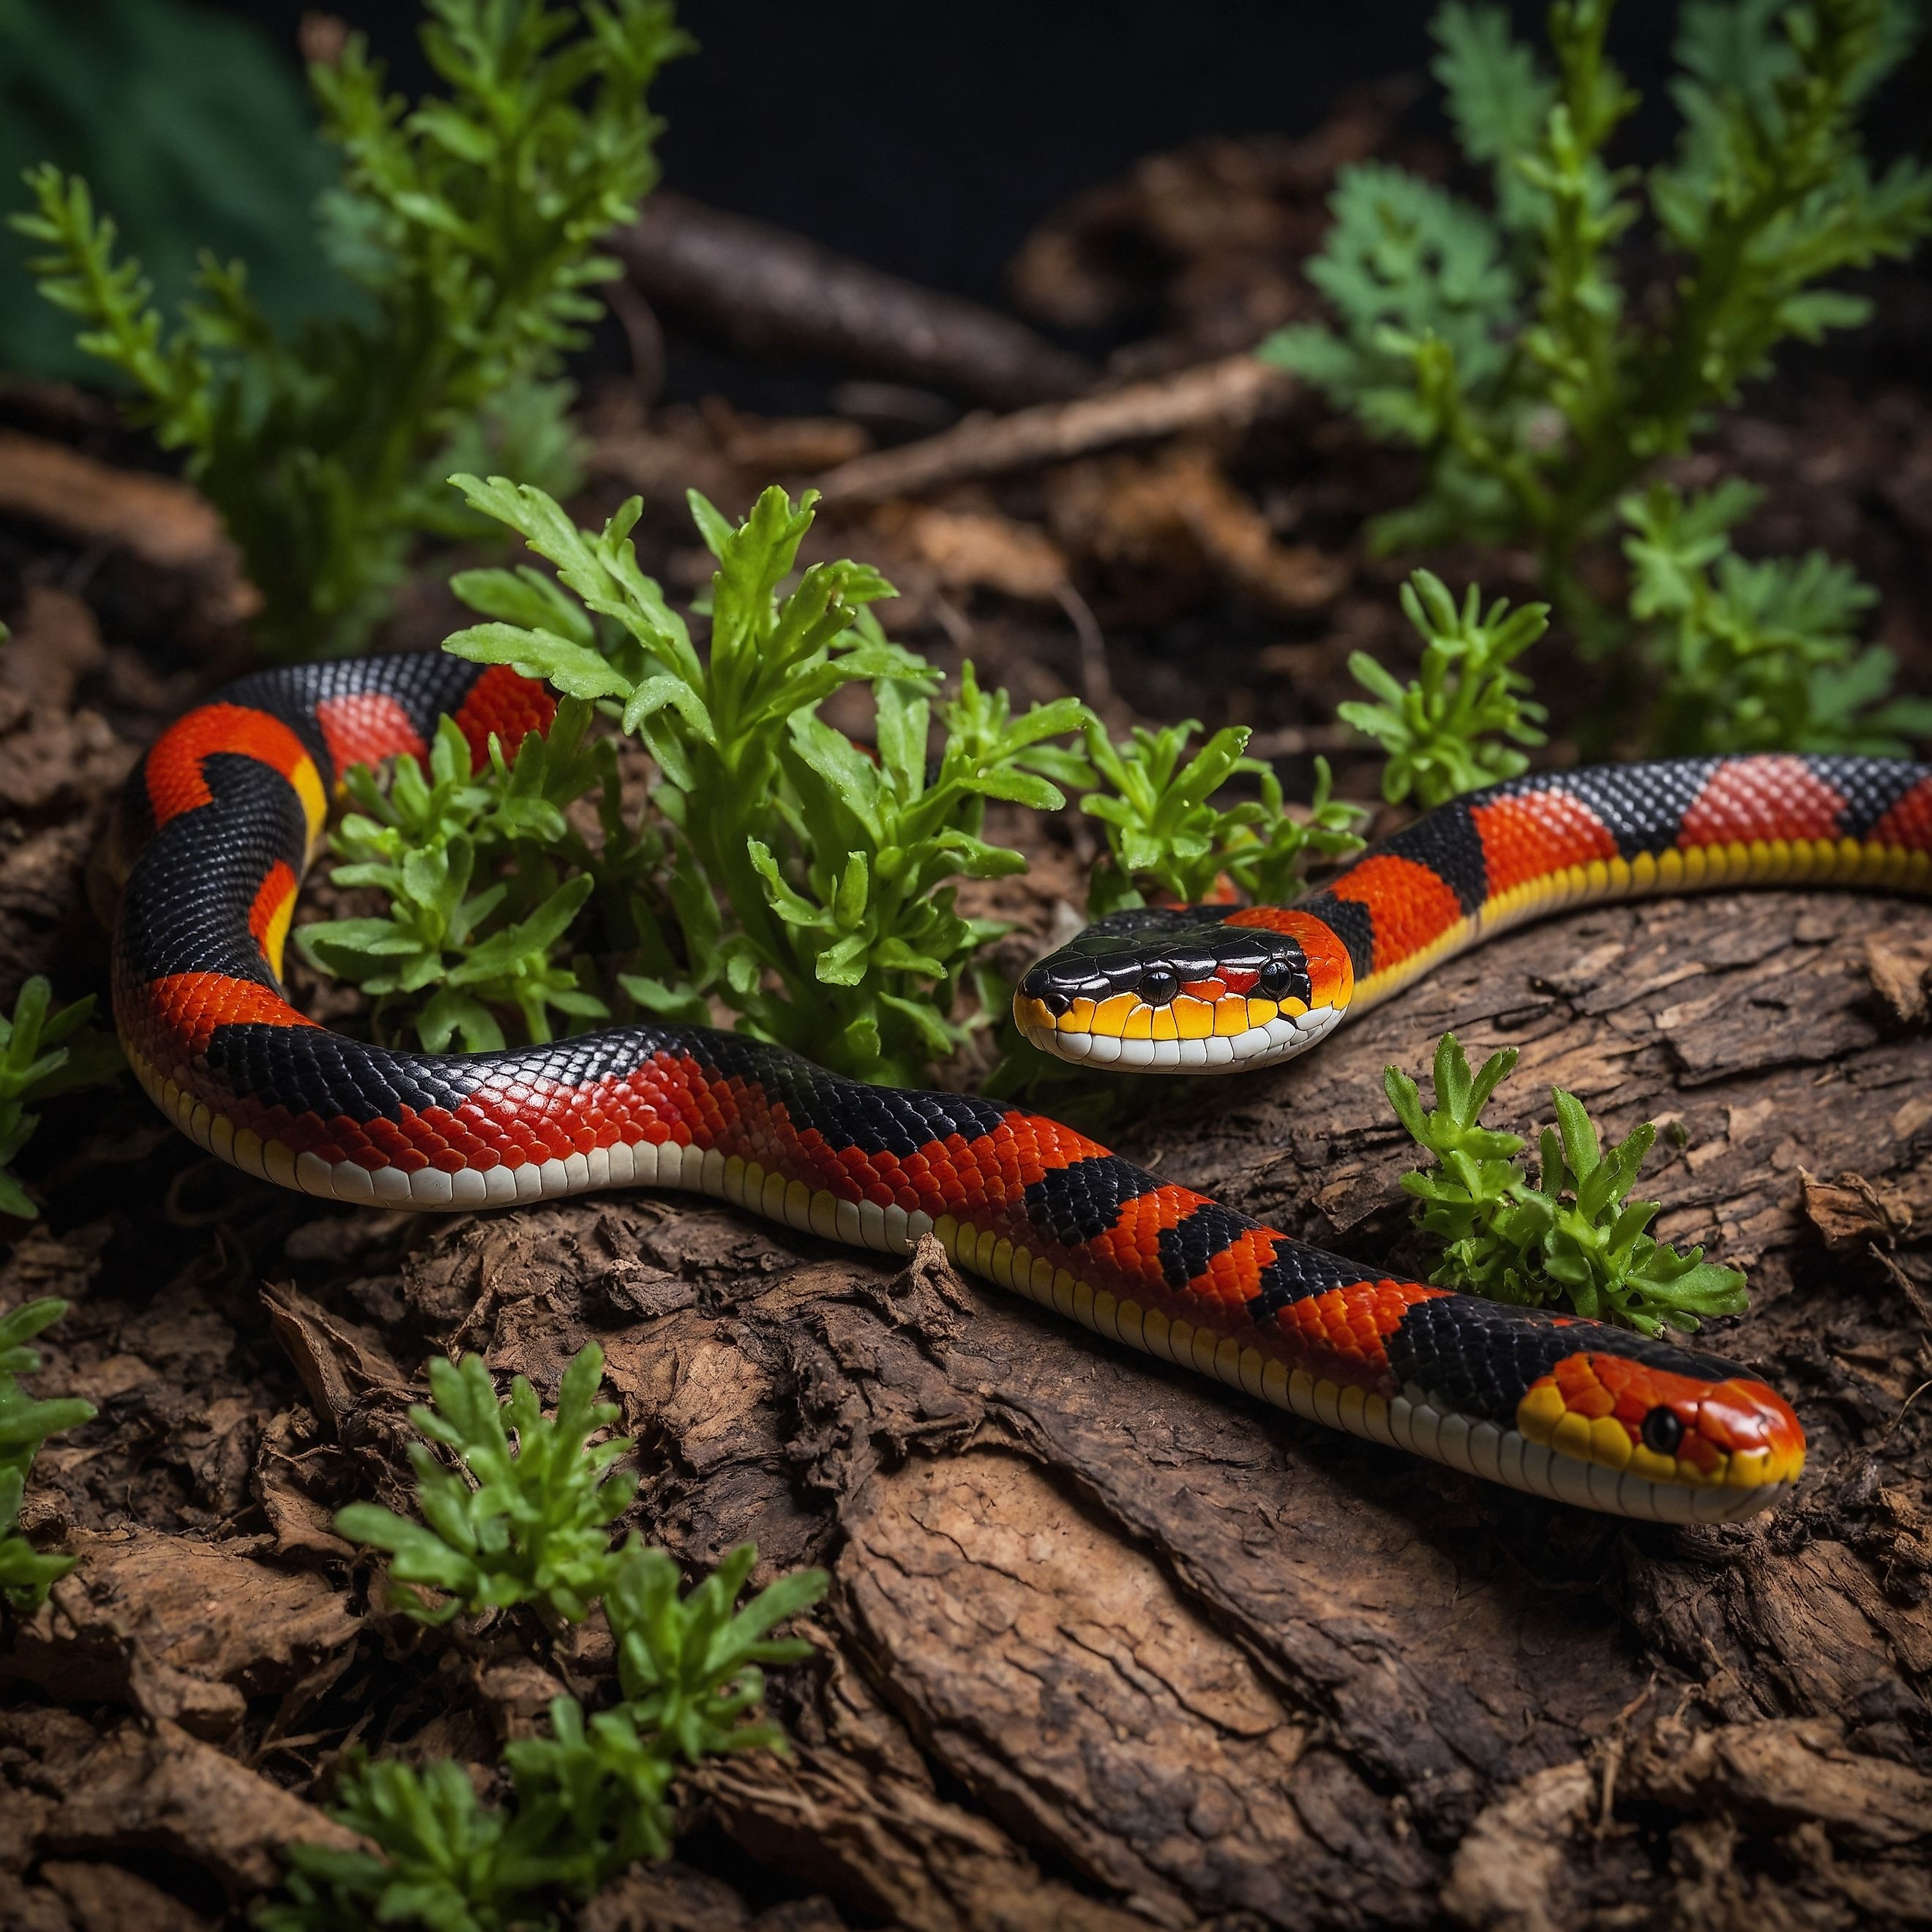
[1623,480,1932,755]
[296,705,620,1052]
[334,1344,637,1625]
[1267,0,1931,581]
[1385,1033,1749,1334]
[1262,0,1931,744]
[604,1539,825,1762]
[1,1298,94,1612]
[0,978,124,1221]
[1340,571,1550,808]
[281,1344,827,1931]
[441,476,1093,1084]
[1079,722,1365,918]
[14,0,691,659]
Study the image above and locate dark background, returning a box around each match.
[207,0,1717,307]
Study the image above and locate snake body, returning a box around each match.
[113,654,1932,1522]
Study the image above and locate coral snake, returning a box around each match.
[111,654,1932,1523]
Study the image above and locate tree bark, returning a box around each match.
[345,886,1932,1930]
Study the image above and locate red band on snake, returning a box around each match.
[113,654,1932,1521]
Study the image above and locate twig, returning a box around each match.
[1055,581,1113,713]
[812,355,1298,506]
[613,192,1092,409]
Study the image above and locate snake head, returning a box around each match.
[1516,1349,1806,1518]
[1014,906,1355,1071]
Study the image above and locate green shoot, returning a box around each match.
[1261,0,1931,741]
[13,0,690,659]
[1385,1034,1749,1334]
[1341,572,1549,808]
[442,476,1092,1084]
[1,1298,94,1611]
[334,1343,636,1625]
[262,1543,826,1928]
[258,1754,548,1932]
[1623,481,1932,755]
[295,706,621,1052]
[604,1539,829,1763]
[1079,722,1364,918]
[0,978,124,1221]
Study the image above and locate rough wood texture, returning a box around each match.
[306,886,1930,1931]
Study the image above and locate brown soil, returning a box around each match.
[2,116,1931,1932]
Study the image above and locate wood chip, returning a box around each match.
[812,354,1296,506]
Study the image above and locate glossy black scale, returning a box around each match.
[1382,1295,1750,1423]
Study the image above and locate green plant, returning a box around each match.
[334,1342,636,1625]
[295,706,622,1051]
[441,476,1093,1084]
[604,1538,826,1762]
[1262,0,1931,741]
[1623,479,1932,755]
[1,1298,94,1611]
[14,0,689,658]
[1079,722,1364,918]
[0,976,124,1221]
[1385,1033,1749,1333]
[265,1527,827,1930]
[300,1336,828,1926]
[1341,571,1550,808]
[260,1753,558,1932]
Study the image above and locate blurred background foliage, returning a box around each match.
[0,0,343,384]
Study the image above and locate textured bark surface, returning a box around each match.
[267,887,1925,1931]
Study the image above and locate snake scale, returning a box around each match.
[109,653,1932,1521]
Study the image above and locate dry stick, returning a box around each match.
[613,192,1093,411]
[811,355,1298,507]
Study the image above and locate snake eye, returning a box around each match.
[1137,967,1180,1006]
[1640,1406,1685,1456]
[1257,956,1297,998]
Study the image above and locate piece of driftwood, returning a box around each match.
[812,353,1297,506]
[614,192,1093,410]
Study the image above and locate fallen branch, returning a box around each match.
[613,192,1092,410]
[812,354,1296,506]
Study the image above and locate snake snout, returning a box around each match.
[1015,935,1345,1073]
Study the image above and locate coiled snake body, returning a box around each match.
[111,654,1932,1522]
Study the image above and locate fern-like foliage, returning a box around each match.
[0,977,123,1221]
[13,0,690,658]
[1623,480,1932,755]
[1385,1034,1749,1334]
[294,1331,832,1926]
[1079,724,1363,918]
[1262,0,1931,750]
[1340,571,1549,807]
[296,707,622,1051]
[604,1539,828,1763]
[439,476,1094,1083]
